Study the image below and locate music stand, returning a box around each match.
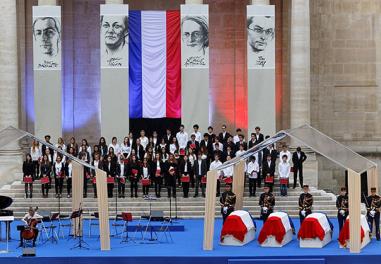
[70,209,89,250]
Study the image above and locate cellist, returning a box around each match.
[19,207,42,247]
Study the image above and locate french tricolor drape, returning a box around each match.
[129,10,181,119]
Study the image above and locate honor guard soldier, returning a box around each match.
[366,187,381,240]
[220,184,236,223]
[259,185,275,222]
[298,185,313,224]
[336,187,349,231]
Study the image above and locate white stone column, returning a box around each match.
[290,0,310,128]
[0,0,23,188]
[251,0,270,4]
[38,0,57,5]
[185,0,203,4]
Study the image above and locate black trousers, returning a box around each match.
[167,182,176,198]
[182,182,190,197]
[130,181,138,197]
[194,176,202,196]
[190,172,195,188]
[154,177,162,196]
[107,183,114,198]
[337,211,348,232]
[367,212,380,239]
[299,210,311,224]
[143,185,150,195]
[24,183,33,196]
[83,177,88,196]
[118,181,126,196]
[216,180,221,196]
[67,178,72,195]
[257,173,262,188]
[93,183,97,197]
[249,178,257,196]
[41,183,49,196]
[293,166,303,188]
[221,206,234,223]
[55,177,63,194]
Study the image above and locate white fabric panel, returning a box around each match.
[306,213,331,232]
[360,215,370,232]
[270,212,291,231]
[230,210,254,230]
[141,11,166,118]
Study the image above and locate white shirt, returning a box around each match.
[120,144,131,156]
[278,161,290,178]
[176,131,188,149]
[142,167,149,179]
[235,150,245,157]
[22,212,43,225]
[55,161,63,175]
[198,160,202,175]
[30,147,41,161]
[210,160,222,171]
[222,166,233,177]
[55,143,67,152]
[140,136,149,149]
[169,144,178,154]
[279,150,292,163]
[233,135,240,144]
[94,160,99,169]
[188,154,196,166]
[109,143,121,155]
[192,131,202,142]
[213,142,224,151]
[67,163,72,178]
[119,164,125,177]
[247,161,259,179]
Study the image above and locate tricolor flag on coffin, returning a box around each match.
[129,10,181,119]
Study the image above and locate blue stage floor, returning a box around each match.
[0,218,380,264]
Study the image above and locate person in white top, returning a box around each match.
[192,124,202,142]
[139,130,149,150]
[221,155,233,184]
[209,154,223,196]
[108,137,121,156]
[30,140,41,177]
[65,159,73,198]
[235,144,246,157]
[233,128,242,144]
[213,138,224,151]
[120,136,131,158]
[176,124,188,153]
[247,156,260,196]
[279,144,291,163]
[278,154,291,196]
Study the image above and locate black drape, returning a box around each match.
[129,118,181,138]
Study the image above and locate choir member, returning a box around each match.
[180,155,191,198]
[188,148,197,188]
[30,140,41,178]
[168,137,179,155]
[200,133,213,160]
[41,135,54,161]
[247,156,259,197]
[108,137,121,157]
[117,155,128,198]
[40,154,51,198]
[254,126,264,144]
[278,154,291,196]
[158,138,167,153]
[279,144,291,163]
[187,134,200,154]
[235,144,245,157]
[259,185,275,222]
[220,184,236,223]
[23,154,34,199]
[55,137,66,152]
[91,153,103,198]
[65,159,73,198]
[98,137,108,158]
[153,153,164,198]
[134,138,145,161]
[164,128,173,144]
[336,187,348,231]
[53,155,65,198]
[81,139,92,161]
[366,187,381,240]
[262,142,277,163]
[192,124,202,143]
[107,147,118,164]
[81,152,91,198]
[139,130,149,150]
[221,155,233,184]
[292,146,307,189]
[67,137,79,157]
[176,124,188,156]
[194,152,208,198]
[299,185,313,224]
[210,154,222,197]
[104,155,117,198]
[262,154,276,192]
[207,126,216,142]
[120,136,131,159]
[233,128,242,144]
[165,154,178,198]
[128,155,140,198]
[141,158,151,197]
[224,145,235,160]
[218,124,230,144]
[248,133,257,149]
[160,147,168,163]
[234,134,247,151]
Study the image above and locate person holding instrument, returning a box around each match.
[19,207,42,247]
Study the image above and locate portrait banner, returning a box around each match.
[32,6,61,70]
[32,5,62,141]
[100,4,129,142]
[100,6,129,68]
[247,5,275,136]
[181,4,209,135]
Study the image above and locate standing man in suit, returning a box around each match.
[292,146,307,188]
[193,153,208,197]
[262,154,276,192]
[164,128,173,144]
[248,133,257,149]
[207,126,216,142]
[200,133,213,161]
[218,124,230,144]
[254,126,264,144]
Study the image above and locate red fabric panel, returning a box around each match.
[338,219,365,247]
[220,215,248,242]
[258,216,286,244]
[297,217,325,241]
[166,11,181,118]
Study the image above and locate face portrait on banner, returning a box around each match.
[247,15,275,69]
[100,15,129,68]
[33,17,61,70]
[181,15,209,68]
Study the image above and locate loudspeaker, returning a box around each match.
[22,247,36,257]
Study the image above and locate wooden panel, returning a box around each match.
[347,169,361,253]
[232,160,245,210]
[203,169,217,250]
[95,168,111,251]
[71,162,83,236]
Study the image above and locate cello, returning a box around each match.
[21,207,39,241]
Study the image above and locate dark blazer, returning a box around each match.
[218,132,230,143]
[103,161,117,177]
[254,133,264,144]
[134,144,145,161]
[179,160,192,175]
[53,162,65,177]
[187,140,200,153]
[40,162,51,177]
[248,139,257,149]
[23,161,35,178]
[235,141,247,152]
[200,139,213,155]
[117,163,128,177]
[193,159,208,177]
[262,159,276,176]
[99,144,108,157]
[292,151,307,168]
[262,147,278,163]
[164,134,173,144]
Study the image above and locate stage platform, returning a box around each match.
[0,218,380,264]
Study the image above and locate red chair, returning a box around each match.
[121,212,133,243]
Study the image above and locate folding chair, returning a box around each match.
[121,212,134,243]
[143,210,164,242]
[158,217,173,243]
